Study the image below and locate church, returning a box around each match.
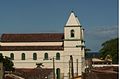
[0,11,85,79]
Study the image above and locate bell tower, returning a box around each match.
[63,11,85,78]
[64,11,84,47]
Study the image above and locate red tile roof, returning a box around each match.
[4,76,15,79]
[83,66,118,79]
[1,33,64,42]
[0,46,64,51]
[14,68,53,79]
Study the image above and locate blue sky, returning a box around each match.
[0,0,118,52]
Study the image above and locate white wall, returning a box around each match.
[1,50,64,69]
[1,42,63,46]
[64,27,81,40]
[64,41,82,47]
[0,49,83,76]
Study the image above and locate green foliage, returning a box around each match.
[112,53,118,64]
[99,38,118,64]
[0,54,14,71]
[0,53,4,62]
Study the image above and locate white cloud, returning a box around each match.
[86,25,118,39]
[85,25,118,51]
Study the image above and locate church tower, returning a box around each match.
[63,11,85,78]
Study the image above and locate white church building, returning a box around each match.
[0,11,85,79]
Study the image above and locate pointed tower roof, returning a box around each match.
[65,11,81,26]
[75,16,81,26]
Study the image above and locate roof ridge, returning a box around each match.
[2,33,64,35]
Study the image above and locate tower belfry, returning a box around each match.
[64,11,83,40]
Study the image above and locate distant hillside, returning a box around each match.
[85,52,100,59]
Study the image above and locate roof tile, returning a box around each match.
[1,33,64,42]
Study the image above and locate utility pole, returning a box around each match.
[70,55,74,79]
[76,59,78,76]
[53,57,55,79]
[0,62,3,79]
[69,60,71,79]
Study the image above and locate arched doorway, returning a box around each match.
[56,68,60,79]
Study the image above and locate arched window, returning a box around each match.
[21,53,25,60]
[71,29,75,37]
[56,53,60,60]
[56,68,60,79]
[44,53,48,60]
[10,53,14,60]
[33,53,37,60]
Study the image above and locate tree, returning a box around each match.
[0,53,4,62]
[99,38,118,64]
[3,56,14,71]
[0,54,14,71]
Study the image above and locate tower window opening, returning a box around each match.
[56,53,60,60]
[71,30,75,37]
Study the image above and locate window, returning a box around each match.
[71,29,75,37]
[10,53,14,60]
[44,53,48,60]
[56,53,60,60]
[21,53,25,60]
[56,68,60,79]
[33,53,37,60]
